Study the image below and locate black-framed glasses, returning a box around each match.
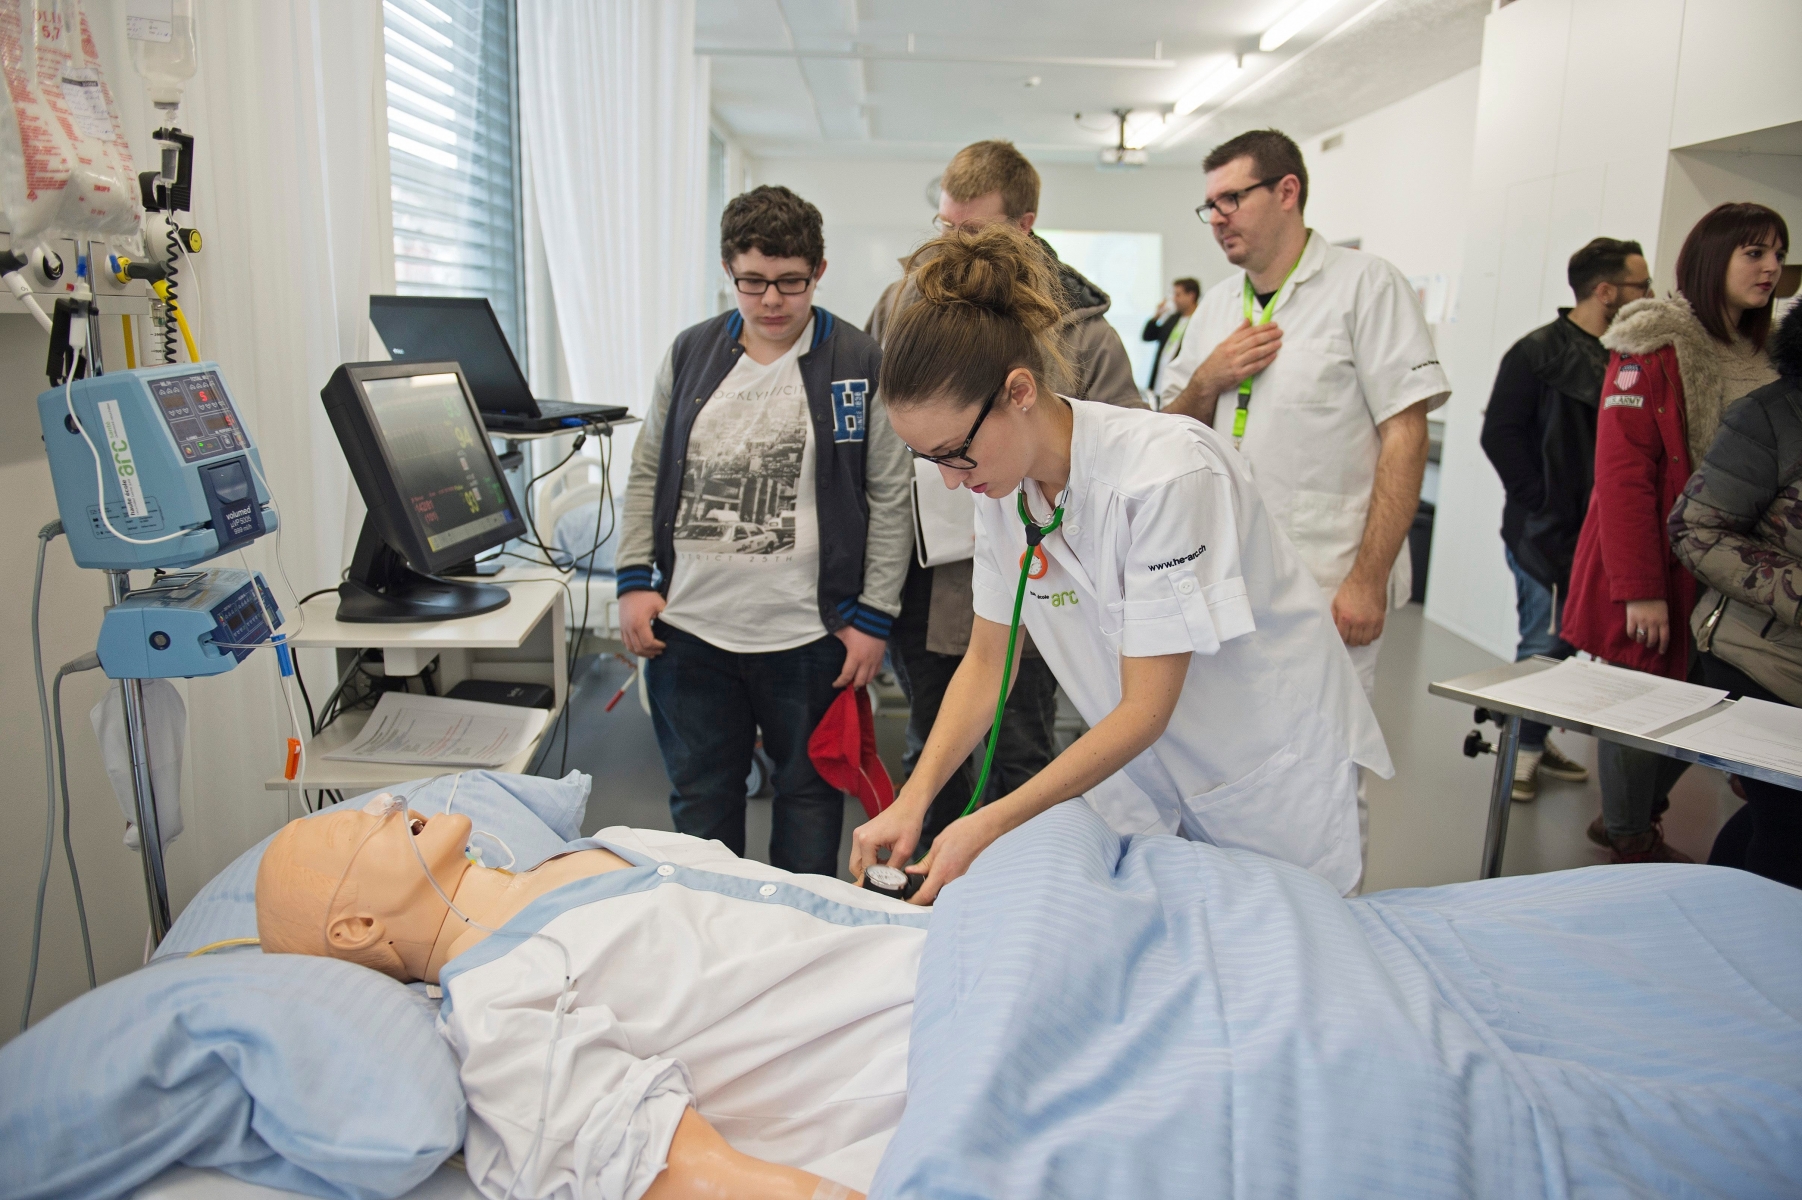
[1615,276,1654,294]
[1195,176,1282,221]
[910,383,1003,470]
[733,273,815,295]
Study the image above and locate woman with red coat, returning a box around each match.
[1563,202,1787,863]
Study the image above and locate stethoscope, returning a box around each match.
[863,488,1064,904]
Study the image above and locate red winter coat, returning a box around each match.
[1562,344,1694,677]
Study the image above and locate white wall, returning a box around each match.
[1427,0,1802,659]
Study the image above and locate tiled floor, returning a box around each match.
[549,607,1744,891]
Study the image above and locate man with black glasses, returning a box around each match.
[1161,129,1448,707]
[617,185,911,875]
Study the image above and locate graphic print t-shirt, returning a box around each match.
[658,320,827,653]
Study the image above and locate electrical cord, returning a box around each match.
[52,658,99,988]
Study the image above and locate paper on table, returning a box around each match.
[1659,698,1802,779]
[1468,657,1727,736]
[324,692,549,767]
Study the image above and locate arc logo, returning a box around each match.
[831,379,868,443]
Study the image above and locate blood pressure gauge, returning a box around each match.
[861,864,923,903]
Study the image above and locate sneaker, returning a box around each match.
[1607,826,1695,865]
[1512,748,1542,802]
[1537,740,1589,782]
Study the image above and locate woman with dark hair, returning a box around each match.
[848,224,1390,902]
[1563,202,1788,863]
[1670,308,1802,888]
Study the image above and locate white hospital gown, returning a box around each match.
[438,827,928,1200]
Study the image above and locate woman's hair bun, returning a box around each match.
[907,223,1064,337]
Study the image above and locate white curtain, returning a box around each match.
[517,0,711,424]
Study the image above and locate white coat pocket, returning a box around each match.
[1286,489,1369,590]
[1180,738,1362,894]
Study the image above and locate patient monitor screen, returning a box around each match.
[361,372,516,555]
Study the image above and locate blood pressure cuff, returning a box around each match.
[1119,468,1256,658]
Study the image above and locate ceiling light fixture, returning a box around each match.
[1259,0,1342,53]
[1172,60,1244,117]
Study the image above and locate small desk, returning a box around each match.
[266,579,567,794]
[1430,657,1802,880]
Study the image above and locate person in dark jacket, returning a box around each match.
[1481,237,1650,800]
[1670,306,1802,888]
[1141,277,1200,393]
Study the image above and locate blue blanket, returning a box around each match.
[871,802,1802,1198]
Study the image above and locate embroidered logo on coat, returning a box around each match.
[1614,362,1641,390]
[831,380,868,443]
[1148,543,1208,571]
[1604,393,1645,409]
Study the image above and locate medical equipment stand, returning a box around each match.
[109,570,172,941]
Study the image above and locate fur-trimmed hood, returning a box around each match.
[1770,301,1802,378]
[1602,294,1779,460]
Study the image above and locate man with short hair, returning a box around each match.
[1143,277,1201,397]
[867,139,1144,852]
[1479,237,1649,800]
[1162,128,1448,702]
[617,184,912,875]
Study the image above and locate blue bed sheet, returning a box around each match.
[872,801,1802,1199]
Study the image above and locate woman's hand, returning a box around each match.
[849,796,926,886]
[906,806,1006,906]
[1624,598,1670,655]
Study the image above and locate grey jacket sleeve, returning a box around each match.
[614,346,674,588]
[858,387,914,621]
[1073,314,1148,409]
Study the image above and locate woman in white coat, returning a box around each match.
[852,225,1390,901]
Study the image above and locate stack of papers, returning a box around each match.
[324,692,550,767]
[1658,698,1802,777]
[1466,658,1727,736]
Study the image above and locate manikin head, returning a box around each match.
[720,185,827,356]
[882,223,1071,500]
[1199,129,1309,274]
[935,139,1040,236]
[255,798,473,983]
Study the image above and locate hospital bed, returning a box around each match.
[7,773,1798,1200]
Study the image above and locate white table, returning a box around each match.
[266,579,567,794]
[1430,657,1802,880]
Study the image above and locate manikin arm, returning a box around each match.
[644,1109,858,1200]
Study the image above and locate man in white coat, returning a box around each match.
[1159,129,1448,700]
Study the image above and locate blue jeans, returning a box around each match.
[1506,547,1573,750]
[645,621,848,876]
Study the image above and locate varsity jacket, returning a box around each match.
[616,307,912,640]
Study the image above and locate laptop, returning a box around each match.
[368,295,629,433]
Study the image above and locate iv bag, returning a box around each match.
[0,0,142,244]
[127,0,196,110]
[90,678,186,852]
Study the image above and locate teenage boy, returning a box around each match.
[866,139,1144,853]
[618,185,912,875]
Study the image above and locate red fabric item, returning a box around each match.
[808,686,895,819]
[1562,344,1695,678]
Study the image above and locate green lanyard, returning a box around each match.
[962,490,1063,820]
[1233,253,1302,443]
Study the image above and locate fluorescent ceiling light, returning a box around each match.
[1260,0,1342,53]
[1173,61,1244,117]
[1123,110,1166,150]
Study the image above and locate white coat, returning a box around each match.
[971,400,1391,894]
[439,827,927,1200]
[1157,232,1451,600]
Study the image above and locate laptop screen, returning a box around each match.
[369,295,538,416]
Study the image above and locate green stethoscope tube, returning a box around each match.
[961,490,1063,820]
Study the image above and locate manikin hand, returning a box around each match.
[1192,317,1283,400]
[1332,574,1387,647]
[833,626,886,690]
[620,589,667,658]
[1624,598,1670,656]
[644,1108,861,1200]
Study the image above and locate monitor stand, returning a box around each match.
[336,517,511,623]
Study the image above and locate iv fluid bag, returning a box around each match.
[127,0,196,108]
[0,0,141,244]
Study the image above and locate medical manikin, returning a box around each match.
[255,797,927,1200]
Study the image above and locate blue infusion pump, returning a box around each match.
[95,569,283,679]
[38,362,277,571]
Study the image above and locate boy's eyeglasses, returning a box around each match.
[733,274,814,295]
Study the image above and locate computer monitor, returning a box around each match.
[320,361,528,622]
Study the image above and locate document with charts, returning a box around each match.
[324,692,548,767]
[1467,658,1727,736]
[1658,698,1802,779]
